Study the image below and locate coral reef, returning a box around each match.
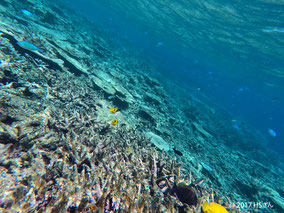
[0,0,283,212]
[0,26,232,212]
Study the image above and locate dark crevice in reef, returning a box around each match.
[115,90,126,99]
[137,110,156,126]
[40,11,58,25]
[0,69,18,85]
[47,39,81,61]
[46,39,62,49]
[90,81,102,92]
[0,132,18,144]
[10,15,30,27]
[78,159,92,174]
[278,188,284,199]
[55,53,86,77]
[112,96,129,110]
[0,0,8,6]
[21,87,34,97]
[234,180,258,199]
[0,115,17,125]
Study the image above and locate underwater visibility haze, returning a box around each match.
[0,0,284,212]
[66,0,284,154]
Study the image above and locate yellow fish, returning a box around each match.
[202,202,228,213]
[109,107,117,113]
[111,119,118,126]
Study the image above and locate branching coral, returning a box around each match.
[0,21,237,213]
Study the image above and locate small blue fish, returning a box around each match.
[263,27,284,33]
[233,124,241,130]
[17,41,40,51]
[268,129,277,137]
[156,41,163,47]
[239,86,249,92]
[21,9,34,17]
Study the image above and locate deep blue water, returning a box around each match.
[61,0,284,157]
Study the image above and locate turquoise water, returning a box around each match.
[64,0,284,156]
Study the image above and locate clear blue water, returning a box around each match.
[62,0,284,157]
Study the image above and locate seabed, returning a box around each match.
[0,0,283,212]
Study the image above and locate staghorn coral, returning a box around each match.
[0,62,234,212]
[0,106,233,212]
